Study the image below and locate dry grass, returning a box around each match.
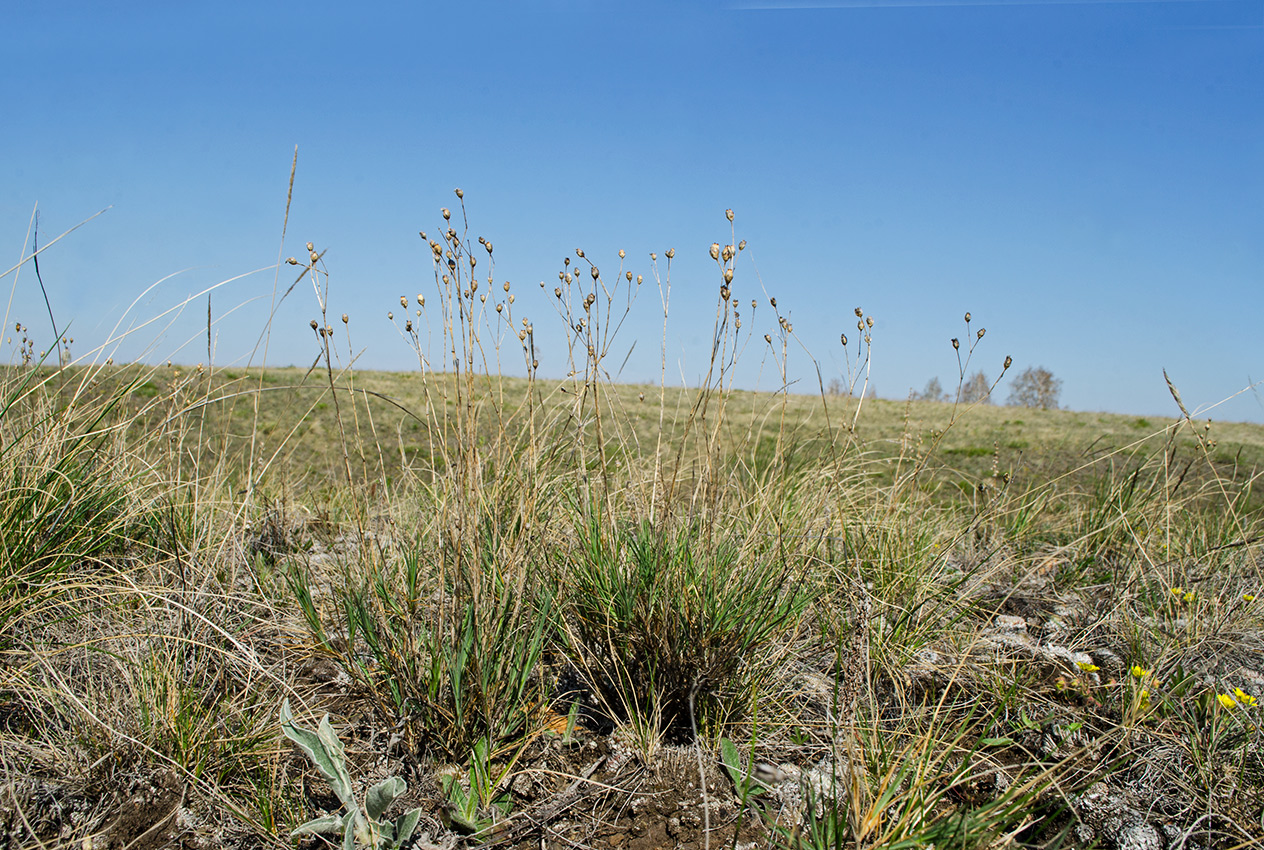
[1,195,1261,850]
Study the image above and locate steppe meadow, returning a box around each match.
[3,2,1262,849]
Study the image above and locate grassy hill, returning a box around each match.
[1,342,1262,848]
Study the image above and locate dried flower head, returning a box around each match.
[665,248,675,259]
[286,257,298,265]
[485,241,493,254]
[454,188,463,198]
[723,269,734,284]
[618,249,625,259]
[725,208,734,222]
[341,313,349,324]
[591,266,599,280]
[405,320,413,332]
[496,303,503,312]
[576,248,585,258]
[1003,355,1013,369]
[400,296,408,308]
[857,320,864,332]
[306,242,314,252]
[977,328,986,339]
[964,311,971,323]
[555,287,563,298]
[710,243,721,261]
[855,307,863,318]
[310,319,319,331]
[720,285,730,301]
[442,208,451,220]
[764,333,772,344]
[840,333,848,346]
[770,297,777,308]
[865,315,873,328]
[951,338,960,350]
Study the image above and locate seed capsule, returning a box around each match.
[964,311,972,323]
[455,188,463,198]
[866,316,873,328]
[764,333,772,344]
[591,267,599,280]
[855,307,863,318]
[310,319,319,331]
[306,242,314,252]
[665,248,674,259]
[619,249,626,259]
[576,248,585,258]
[400,296,408,308]
[841,333,847,345]
[951,338,960,350]
[770,297,777,308]
[442,208,450,220]
[710,243,721,261]
[1003,355,1013,369]
[725,209,734,222]
[286,257,298,265]
[342,314,349,324]
[723,269,733,284]
[977,328,986,339]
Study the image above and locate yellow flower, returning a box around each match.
[1170,587,1184,598]
[1076,661,1100,673]
[1233,688,1257,707]
[1130,665,1150,679]
[1244,594,1256,602]
[1218,693,1238,710]
[1138,689,1151,710]
[1183,591,1196,603]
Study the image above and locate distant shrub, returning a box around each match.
[960,370,992,404]
[1007,366,1062,410]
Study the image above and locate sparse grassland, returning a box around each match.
[2,204,1262,850]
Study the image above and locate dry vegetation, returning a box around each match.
[2,196,1262,850]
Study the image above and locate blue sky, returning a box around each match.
[3,0,1262,421]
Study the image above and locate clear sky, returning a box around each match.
[3,0,1262,422]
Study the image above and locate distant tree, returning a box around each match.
[915,377,949,403]
[959,370,992,404]
[1007,366,1062,410]
[827,376,846,397]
